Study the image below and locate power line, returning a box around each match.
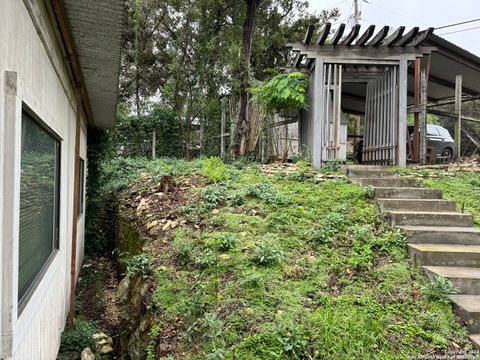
[367,1,428,26]
[438,25,480,36]
[435,18,480,31]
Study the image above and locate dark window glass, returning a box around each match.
[18,109,60,305]
[78,158,85,217]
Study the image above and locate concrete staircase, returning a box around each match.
[347,165,480,348]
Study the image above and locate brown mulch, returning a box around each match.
[407,156,480,173]
[75,256,121,356]
[260,162,347,180]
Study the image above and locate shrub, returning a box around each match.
[173,232,196,265]
[245,182,289,206]
[183,286,207,317]
[120,253,152,277]
[201,184,229,209]
[253,236,284,266]
[276,325,309,359]
[304,227,334,245]
[216,233,238,251]
[363,185,375,199]
[59,318,99,352]
[347,225,375,270]
[226,192,244,207]
[347,244,374,270]
[195,249,217,269]
[240,271,264,288]
[202,157,228,183]
[421,276,458,304]
[320,161,341,173]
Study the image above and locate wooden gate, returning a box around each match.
[363,66,398,165]
[322,63,343,160]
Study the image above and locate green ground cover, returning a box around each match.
[109,158,472,359]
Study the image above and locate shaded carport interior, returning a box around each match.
[341,34,480,115]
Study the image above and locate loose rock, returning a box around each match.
[80,347,95,360]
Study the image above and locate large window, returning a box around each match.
[18,108,60,307]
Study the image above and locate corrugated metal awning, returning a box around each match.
[62,0,124,129]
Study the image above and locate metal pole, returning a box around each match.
[455,75,462,159]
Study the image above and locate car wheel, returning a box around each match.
[442,148,453,161]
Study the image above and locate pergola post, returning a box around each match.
[420,69,427,164]
[455,75,462,159]
[413,58,421,162]
[397,59,408,167]
[312,56,324,167]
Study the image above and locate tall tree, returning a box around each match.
[234,0,263,156]
[118,0,339,159]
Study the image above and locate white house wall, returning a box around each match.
[0,0,87,358]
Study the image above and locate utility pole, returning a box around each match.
[354,0,361,25]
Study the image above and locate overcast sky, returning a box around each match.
[308,0,480,56]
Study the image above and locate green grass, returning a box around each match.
[115,159,471,359]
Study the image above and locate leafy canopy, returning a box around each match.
[250,72,309,113]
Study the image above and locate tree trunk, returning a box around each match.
[233,0,261,156]
[183,125,191,160]
[152,128,156,159]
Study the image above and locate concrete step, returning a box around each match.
[471,334,480,350]
[423,266,480,295]
[450,295,480,333]
[409,244,480,267]
[378,199,457,212]
[352,177,418,188]
[374,187,443,199]
[345,166,394,179]
[399,226,480,245]
[389,211,473,227]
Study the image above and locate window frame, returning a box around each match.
[18,105,61,313]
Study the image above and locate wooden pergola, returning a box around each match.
[287,23,480,167]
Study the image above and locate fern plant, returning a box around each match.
[249,72,309,113]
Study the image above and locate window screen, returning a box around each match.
[78,158,85,217]
[18,109,60,305]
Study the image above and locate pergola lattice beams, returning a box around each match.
[287,23,436,64]
[356,25,376,46]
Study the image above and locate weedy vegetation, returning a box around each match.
[106,158,471,359]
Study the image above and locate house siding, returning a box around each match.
[0,0,87,358]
